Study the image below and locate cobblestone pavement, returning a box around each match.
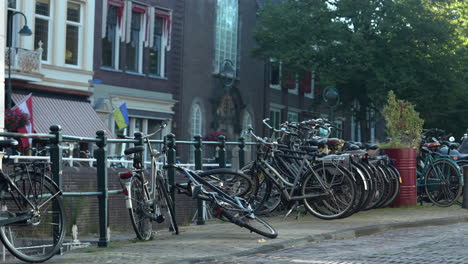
[2,206,466,264]
[214,223,468,264]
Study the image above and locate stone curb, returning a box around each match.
[164,215,468,264]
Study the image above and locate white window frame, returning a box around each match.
[102,4,120,70]
[191,104,203,137]
[241,110,253,138]
[149,16,166,77]
[65,1,83,68]
[287,111,299,123]
[304,71,316,99]
[333,118,344,139]
[137,12,145,73]
[34,0,53,63]
[190,103,203,162]
[126,11,145,73]
[288,74,299,95]
[214,0,239,74]
[269,107,282,129]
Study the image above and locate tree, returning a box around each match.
[254,0,468,138]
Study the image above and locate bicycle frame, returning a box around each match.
[172,165,253,213]
[255,157,331,201]
[417,152,464,186]
[0,171,62,226]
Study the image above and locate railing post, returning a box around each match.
[194,135,205,225]
[49,125,62,249]
[166,134,176,207]
[463,166,468,209]
[49,125,63,188]
[134,132,144,167]
[218,135,226,168]
[95,130,109,247]
[238,136,245,169]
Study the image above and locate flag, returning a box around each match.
[12,93,34,148]
[114,102,130,130]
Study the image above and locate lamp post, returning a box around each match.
[7,11,32,109]
[323,86,339,124]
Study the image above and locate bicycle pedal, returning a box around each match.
[156,215,165,223]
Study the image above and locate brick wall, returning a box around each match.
[61,167,197,236]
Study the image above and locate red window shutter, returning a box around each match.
[283,73,296,89]
[300,72,312,93]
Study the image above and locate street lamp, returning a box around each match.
[323,86,339,124]
[219,59,236,88]
[7,11,32,109]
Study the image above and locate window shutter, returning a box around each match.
[300,72,312,93]
[281,71,295,89]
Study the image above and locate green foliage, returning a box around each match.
[254,0,468,137]
[382,91,424,148]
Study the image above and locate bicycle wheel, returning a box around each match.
[302,163,356,220]
[0,173,65,263]
[128,174,153,240]
[373,165,394,208]
[212,201,278,238]
[155,176,179,235]
[199,168,255,200]
[380,164,401,208]
[424,160,462,207]
[363,164,387,210]
[241,163,273,213]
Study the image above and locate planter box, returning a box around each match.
[381,148,417,207]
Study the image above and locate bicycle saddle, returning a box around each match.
[326,138,342,148]
[364,143,378,150]
[124,146,145,155]
[0,139,18,149]
[343,142,360,151]
[305,138,327,148]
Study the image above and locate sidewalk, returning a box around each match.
[48,205,468,264]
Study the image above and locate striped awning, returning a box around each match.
[12,93,113,138]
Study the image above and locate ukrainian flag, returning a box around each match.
[114,102,130,129]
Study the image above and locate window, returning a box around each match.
[214,0,239,73]
[304,71,315,99]
[102,5,119,68]
[191,104,203,138]
[269,108,281,130]
[270,59,281,90]
[287,111,299,123]
[149,17,165,76]
[190,103,203,162]
[333,119,343,139]
[35,0,51,61]
[66,2,82,65]
[8,0,16,8]
[287,75,299,95]
[241,111,253,139]
[126,12,143,72]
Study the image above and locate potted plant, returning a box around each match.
[4,109,29,132]
[380,91,424,207]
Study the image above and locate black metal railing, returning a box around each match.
[0,126,256,247]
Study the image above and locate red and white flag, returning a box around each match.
[12,93,34,147]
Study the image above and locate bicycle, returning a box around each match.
[417,136,463,206]
[0,139,65,262]
[118,124,178,240]
[120,124,276,238]
[172,164,277,238]
[244,125,357,220]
